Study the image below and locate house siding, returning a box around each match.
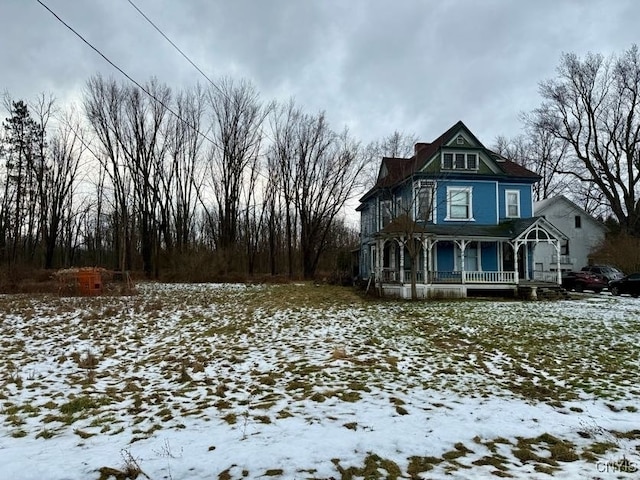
[533,197,607,273]
[481,243,499,271]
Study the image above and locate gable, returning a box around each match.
[359,120,540,203]
[534,195,607,232]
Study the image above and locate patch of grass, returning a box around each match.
[264,469,283,476]
[442,442,474,461]
[222,413,237,425]
[254,415,271,424]
[35,428,55,439]
[333,454,402,480]
[74,429,95,439]
[549,442,579,462]
[472,455,510,471]
[276,409,293,419]
[59,395,108,415]
[407,456,442,477]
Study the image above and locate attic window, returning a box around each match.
[456,136,464,144]
[441,152,479,171]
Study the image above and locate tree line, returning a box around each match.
[3,44,640,281]
[0,76,365,281]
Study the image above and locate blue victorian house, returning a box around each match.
[357,121,566,298]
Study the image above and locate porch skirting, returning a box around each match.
[379,282,519,299]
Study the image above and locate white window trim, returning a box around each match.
[441,151,480,171]
[379,199,392,229]
[446,187,474,221]
[413,180,434,222]
[505,189,520,218]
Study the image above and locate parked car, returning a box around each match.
[581,265,624,282]
[561,271,607,293]
[608,273,640,297]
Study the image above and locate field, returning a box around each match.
[0,283,639,479]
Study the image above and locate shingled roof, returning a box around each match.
[359,121,540,203]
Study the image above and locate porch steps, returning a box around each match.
[518,283,570,300]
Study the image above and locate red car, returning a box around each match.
[561,271,607,293]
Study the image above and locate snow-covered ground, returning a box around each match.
[0,283,638,479]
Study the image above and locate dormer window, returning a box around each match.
[442,152,478,171]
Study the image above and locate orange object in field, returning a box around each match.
[76,268,103,296]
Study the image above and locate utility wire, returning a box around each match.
[36,0,219,149]
[126,0,223,96]
[125,0,276,151]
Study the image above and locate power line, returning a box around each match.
[36,0,219,149]
[126,0,222,95]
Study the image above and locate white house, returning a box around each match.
[533,196,607,274]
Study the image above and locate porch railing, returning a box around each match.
[533,270,560,283]
[463,271,516,283]
[552,254,575,265]
[378,270,518,284]
[381,268,397,282]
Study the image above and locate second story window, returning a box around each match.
[575,215,582,228]
[506,190,520,218]
[441,152,479,171]
[447,187,473,220]
[380,200,392,228]
[414,180,434,221]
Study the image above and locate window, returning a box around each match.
[414,180,434,221]
[506,190,520,218]
[455,242,479,271]
[447,187,472,220]
[443,153,453,169]
[575,215,582,228]
[380,200,392,228]
[456,136,464,144]
[561,241,569,255]
[467,153,477,169]
[441,152,479,170]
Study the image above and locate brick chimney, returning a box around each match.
[414,142,429,155]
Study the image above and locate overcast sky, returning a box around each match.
[1,0,638,148]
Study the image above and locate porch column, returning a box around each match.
[422,238,429,284]
[369,244,375,278]
[456,239,467,284]
[398,238,405,283]
[376,239,383,284]
[555,240,562,284]
[513,242,519,284]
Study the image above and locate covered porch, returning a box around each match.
[366,218,566,299]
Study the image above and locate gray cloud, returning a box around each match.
[1,0,638,147]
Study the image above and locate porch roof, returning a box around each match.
[375,217,565,242]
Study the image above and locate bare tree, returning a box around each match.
[269,100,300,278]
[533,45,640,234]
[41,109,84,268]
[164,86,206,254]
[494,121,570,203]
[84,75,136,273]
[362,131,418,189]
[205,77,270,269]
[294,115,364,279]
[84,75,172,276]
